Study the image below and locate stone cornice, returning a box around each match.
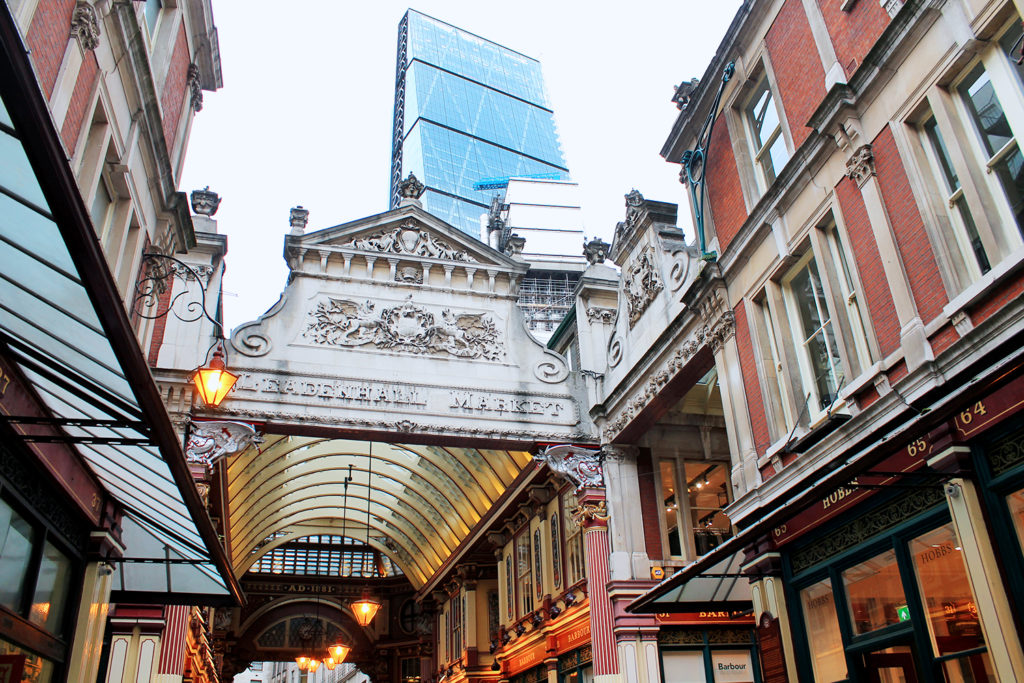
[596,264,732,443]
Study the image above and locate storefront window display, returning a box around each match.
[790,502,997,683]
[841,549,907,635]
[559,644,593,683]
[659,630,760,683]
[1007,487,1024,557]
[0,637,54,683]
[800,578,846,682]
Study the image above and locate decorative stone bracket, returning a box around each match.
[185,420,263,466]
[533,445,603,491]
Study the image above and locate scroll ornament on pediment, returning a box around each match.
[304,298,504,361]
[625,247,664,328]
[534,445,603,491]
[340,221,477,263]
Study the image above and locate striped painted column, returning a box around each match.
[578,488,617,678]
[155,605,190,679]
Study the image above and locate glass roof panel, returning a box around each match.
[250,535,404,578]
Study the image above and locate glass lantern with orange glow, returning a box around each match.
[191,340,238,407]
[351,592,382,627]
[329,642,351,663]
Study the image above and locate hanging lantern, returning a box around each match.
[329,643,351,663]
[191,341,238,407]
[351,592,382,627]
[323,656,337,670]
[307,658,321,673]
[295,655,310,671]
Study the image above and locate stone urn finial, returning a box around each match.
[583,237,610,265]
[398,173,426,206]
[505,234,526,259]
[190,186,221,216]
[289,206,309,234]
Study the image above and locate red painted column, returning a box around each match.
[578,487,617,677]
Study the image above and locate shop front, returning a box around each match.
[780,376,1024,682]
[631,368,1024,683]
[656,612,759,683]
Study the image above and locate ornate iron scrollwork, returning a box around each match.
[133,253,222,333]
[679,61,735,260]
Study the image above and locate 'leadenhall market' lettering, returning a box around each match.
[449,391,564,417]
[234,373,427,406]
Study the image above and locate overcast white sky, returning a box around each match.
[180,1,742,330]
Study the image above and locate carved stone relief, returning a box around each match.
[71,1,101,51]
[613,189,645,247]
[586,307,616,325]
[845,144,874,185]
[187,63,203,112]
[624,247,664,328]
[303,298,504,361]
[185,420,264,466]
[398,173,426,200]
[395,265,423,284]
[584,238,610,265]
[534,445,603,491]
[341,221,476,263]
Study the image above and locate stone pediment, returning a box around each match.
[285,205,521,271]
[220,205,593,445]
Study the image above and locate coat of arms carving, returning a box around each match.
[625,247,663,327]
[304,298,504,360]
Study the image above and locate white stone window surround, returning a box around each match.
[914,109,993,287]
[748,289,797,446]
[816,212,878,376]
[949,21,1024,260]
[888,15,1024,321]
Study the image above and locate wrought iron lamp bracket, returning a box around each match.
[133,253,222,335]
[680,61,735,261]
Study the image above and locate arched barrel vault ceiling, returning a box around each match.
[225,436,533,588]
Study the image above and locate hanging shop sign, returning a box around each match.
[769,374,1024,548]
[655,611,755,626]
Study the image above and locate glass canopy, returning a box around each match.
[0,38,237,603]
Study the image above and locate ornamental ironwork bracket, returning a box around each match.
[679,61,735,261]
[133,253,223,335]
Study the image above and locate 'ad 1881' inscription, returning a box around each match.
[232,372,575,424]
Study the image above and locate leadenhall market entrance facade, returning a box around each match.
[146,178,765,681]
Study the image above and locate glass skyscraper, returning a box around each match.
[389,10,570,236]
